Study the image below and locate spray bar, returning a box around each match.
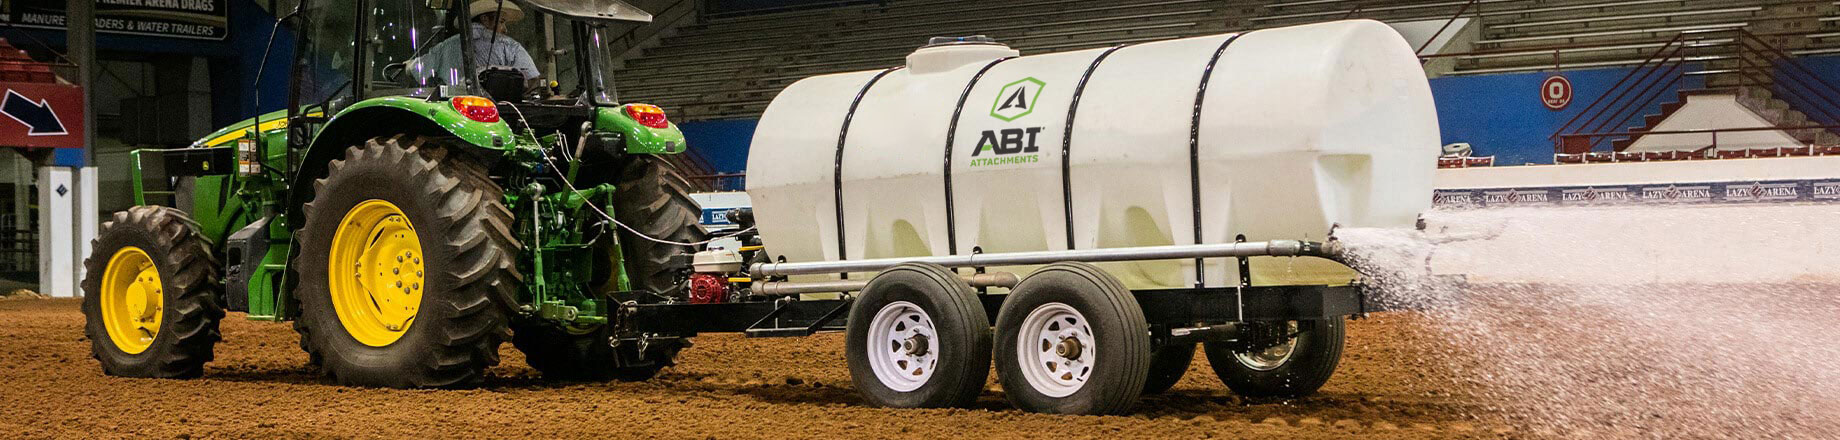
[750,239,1342,277]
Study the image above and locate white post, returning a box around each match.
[36,166,74,297]
[73,166,98,296]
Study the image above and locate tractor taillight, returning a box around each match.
[451,96,500,123]
[625,104,669,129]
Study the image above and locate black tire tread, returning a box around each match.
[1203,319,1345,398]
[845,262,991,409]
[1142,342,1195,395]
[995,262,1149,415]
[81,205,224,378]
[294,134,521,388]
[611,156,707,295]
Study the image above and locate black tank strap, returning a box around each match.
[943,57,1017,256]
[1189,32,1248,288]
[833,67,902,276]
[1061,45,1130,250]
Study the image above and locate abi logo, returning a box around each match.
[971,77,1048,167]
[990,77,1045,121]
[973,127,1042,156]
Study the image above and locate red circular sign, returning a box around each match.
[1542,75,1572,110]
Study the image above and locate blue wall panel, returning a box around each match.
[678,118,758,174]
[1429,65,1703,165]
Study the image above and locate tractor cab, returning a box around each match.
[289,0,656,136]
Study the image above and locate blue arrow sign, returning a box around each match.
[1,89,67,136]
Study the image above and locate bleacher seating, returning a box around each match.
[619,0,1238,120]
[615,0,1840,121]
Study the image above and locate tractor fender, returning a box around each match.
[594,105,688,155]
[284,97,516,229]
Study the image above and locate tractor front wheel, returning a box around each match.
[81,206,224,378]
[294,135,522,388]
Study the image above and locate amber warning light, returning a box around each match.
[625,104,669,129]
[451,96,500,123]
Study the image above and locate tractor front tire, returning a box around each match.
[81,206,224,378]
[294,135,522,388]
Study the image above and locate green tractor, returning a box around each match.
[82,0,709,386]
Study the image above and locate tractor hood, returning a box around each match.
[510,0,652,23]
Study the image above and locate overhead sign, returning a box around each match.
[1542,75,1572,110]
[1,0,229,40]
[0,83,83,148]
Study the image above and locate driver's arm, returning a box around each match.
[407,37,463,83]
[502,40,541,80]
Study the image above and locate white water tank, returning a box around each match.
[745,20,1438,288]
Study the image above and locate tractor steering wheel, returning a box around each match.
[382,62,408,83]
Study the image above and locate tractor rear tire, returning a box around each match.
[294,135,522,388]
[511,323,682,382]
[1203,319,1345,398]
[81,205,224,378]
[607,156,707,296]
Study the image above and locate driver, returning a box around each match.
[410,0,541,83]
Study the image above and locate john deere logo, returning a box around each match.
[990,77,1045,121]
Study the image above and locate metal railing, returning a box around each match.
[685,172,746,192]
[1414,0,1478,56]
[702,0,884,20]
[1556,124,1840,158]
[1546,28,1840,155]
[608,0,701,59]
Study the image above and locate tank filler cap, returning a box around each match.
[924,35,999,47]
[908,35,1018,75]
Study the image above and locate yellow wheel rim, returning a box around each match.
[100,246,163,354]
[328,200,426,347]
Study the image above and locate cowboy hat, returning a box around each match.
[468,0,524,22]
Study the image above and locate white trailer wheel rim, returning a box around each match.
[867,301,939,392]
[1234,321,1299,371]
[1016,302,1095,398]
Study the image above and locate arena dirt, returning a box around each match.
[0,298,1523,439]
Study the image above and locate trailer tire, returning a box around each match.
[1204,319,1345,398]
[294,135,521,388]
[82,206,224,378]
[1142,342,1195,394]
[606,156,707,296]
[846,263,990,409]
[511,323,682,382]
[995,262,1149,415]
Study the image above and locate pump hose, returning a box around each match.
[506,102,756,247]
